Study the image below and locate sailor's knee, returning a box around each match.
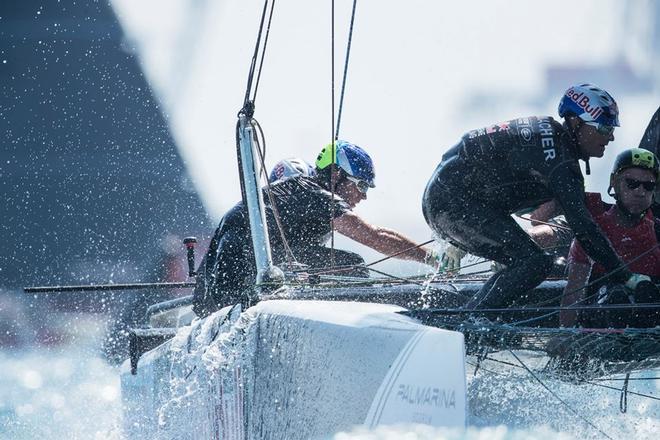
[528,252,555,278]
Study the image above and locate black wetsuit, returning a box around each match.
[193,176,365,317]
[638,105,660,155]
[639,105,660,225]
[422,116,630,308]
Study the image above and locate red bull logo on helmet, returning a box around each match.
[565,88,604,121]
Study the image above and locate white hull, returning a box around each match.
[121,300,466,439]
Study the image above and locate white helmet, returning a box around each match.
[268,158,316,183]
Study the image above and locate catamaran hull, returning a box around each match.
[121,300,467,439]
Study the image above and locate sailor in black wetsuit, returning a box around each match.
[638,105,660,221]
[194,141,439,317]
[422,83,654,309]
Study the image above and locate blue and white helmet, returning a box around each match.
[558,83,620,127]
[268,158,316,183]
[315,140,376,188]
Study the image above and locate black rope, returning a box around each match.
[251,0,276,104]
[472,347,490,377]
[509,350,614,440]
[584,380,660,403]
[236,0,276,203]
[515,213,573,231]
[242,0,275,113]
[365,266,437,289]
[467,360,500,376]
[235,119,248,205]
[290,234,483,280]
[291,238,437,278]
[482,355,660,403]
[436,216,660,311]
[364,239,435,267]
[507,310,559,327]
[278,263,468,299]
[329,0,336,268]
[591,376,660,381]
[620,373,630,413]
[335,0,358,140]
[529,241,660,309]
[402,302,660,318]
[251,118,297,266]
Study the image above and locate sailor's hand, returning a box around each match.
[440,244,467,273]
[490,261,507,273]
[423,249,442,269]
[625,273,652,291]
[626,275,659,303]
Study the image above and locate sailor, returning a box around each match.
[638,105,660,220]
[525,104,660,254]
[560,148,660,327]
[638,105,660,157]
[194,140,440,317]
[422,83,651,309]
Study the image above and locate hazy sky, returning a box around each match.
[111,0,659,273]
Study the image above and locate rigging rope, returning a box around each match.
[251,119,297,265]
[619,373,630,413]
[528,241,660,309]
[508,350,614,440]
[481,355,660,403]
[515,213,573,231]
[329,0,359,269]
[236,0,276,204]
[235,0,304,269]
[329,0,337,268]
[335,0,358,140]
[242,0,276,113]
[252,0,276,105]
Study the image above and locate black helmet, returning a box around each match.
[611,148,660,180]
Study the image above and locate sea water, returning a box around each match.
[0,314,122,440]
[1,312,658,440]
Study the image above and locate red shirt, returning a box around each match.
[568,207,660,277]
[584,192,609,217]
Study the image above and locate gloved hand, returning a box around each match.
[490,261,507,273]
[625,275,659,304]
[423,249,442,269]
[625,273,652,291]
[440,244,467,273]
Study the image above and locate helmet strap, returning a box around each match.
[319,167,347,192]
[566,118,591,173]
[615,201,646,223]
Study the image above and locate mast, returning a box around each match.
[237,113,284,296]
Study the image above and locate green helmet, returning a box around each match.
[315,140,375,187]
[610,148,660,180]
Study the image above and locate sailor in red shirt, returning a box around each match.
[561,148,660,327]
[569,205,660,278]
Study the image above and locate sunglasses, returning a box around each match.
[345,175,370,194]
[584,121,615,136]
[624,178,657,192]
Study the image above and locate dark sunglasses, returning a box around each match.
[584,121,615,136]
[345,175,370,194]
[624,178,657,192]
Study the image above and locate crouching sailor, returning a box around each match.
[193,140,439,317]
[422,83,649,309]
[522,104,660,258]
[561,148,660,328]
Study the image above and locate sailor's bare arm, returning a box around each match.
[334,212,434,265]
[560,261,590,327]
[529,200,561,225]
